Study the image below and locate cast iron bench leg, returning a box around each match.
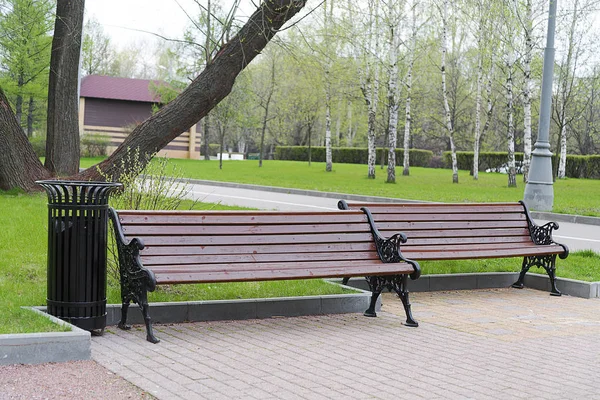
[512,255,561,296]
[365,276,383,317]
[395,274,418,327]
[118,300,131,330]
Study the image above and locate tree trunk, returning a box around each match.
[45,0,85,177]
[16,73,24,128]
[522,0,533,182]
[386,1,399,184]
[346,100,353,146]
[0,88,51,191]
[77,0,306,182]
[441,0,457,183]
[473,6,484,180]
[506,52,517,188]
[557,0,579,179]
[27,96,34,138]
[325,86,332,171]
[403,2,417,177]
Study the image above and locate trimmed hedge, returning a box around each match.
[275,146,433,168]
[443,151,524,172]
[443,151,600,179]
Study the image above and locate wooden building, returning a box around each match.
[79,75,200,159]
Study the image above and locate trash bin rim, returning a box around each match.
[35,180,123,189]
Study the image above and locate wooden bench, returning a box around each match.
[338,200,569,295]
[108,208,421,343]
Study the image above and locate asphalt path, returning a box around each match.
[186,182,600,252]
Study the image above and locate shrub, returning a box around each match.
[80,133,110,157]
[29,136,46,157]
[275,146,433,167]
[97,148,198,280]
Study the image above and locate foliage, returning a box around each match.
[0,0,53,135]
[97,148,201,279]
[445,151,600,179]
[29,135,46,157]
[275,146,433,167]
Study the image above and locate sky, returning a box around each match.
[84,0,262,49]
[84,0,198,48]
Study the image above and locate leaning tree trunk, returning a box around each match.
[45,0,85,177]
[77,0,306,182]
[0,88,51,190]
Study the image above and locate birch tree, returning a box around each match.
[403,1,418,176]
[505,49,517,187]
[554,0,592,179]
[386,0,403,183]
[440,0,458,183]
[352,0,382,179]
[519,0,535,182]
[323,0,334,172]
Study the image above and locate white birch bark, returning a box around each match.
[506,51,517,188]
[346,100,353,146]
[324,0,333,172]
[558,0,579,179]
[386,1,400,183]
[441,0,458,183]
[521,0,533,182]
[473,7,484,180]
[363,0,380,180]
[325,89,332,171]
[403,1,417,177]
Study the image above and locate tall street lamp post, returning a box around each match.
[523,0,557,211]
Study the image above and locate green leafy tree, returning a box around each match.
[0,0,53,136]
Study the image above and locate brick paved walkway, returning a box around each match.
[92,289,600,399]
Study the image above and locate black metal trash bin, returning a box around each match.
[36,180,121,333]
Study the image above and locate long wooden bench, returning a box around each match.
[108,208,421,343]
[338,200,569,295]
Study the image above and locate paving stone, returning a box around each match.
[91,288,600,400]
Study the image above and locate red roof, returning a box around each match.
[80,75,166,103]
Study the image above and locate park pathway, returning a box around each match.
[91,288,600,399]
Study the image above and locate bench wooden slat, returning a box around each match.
[152,261,415,284]
[365,220,527,230]
[404,245,565,260]
[376,227,531,239]
[141,251,380,266]
[123,222,370,236]
[344,203,524,214]
[132,232,376,246]
[401,242,543,252]
[140,242,376,256]
[118,211,367,225]
[367,213,526,222]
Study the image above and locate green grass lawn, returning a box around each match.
[0,190,355,334]
[5,158,600,334]
[142,159,600,217]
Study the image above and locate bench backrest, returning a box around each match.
[114,210,409,283]
[338,202,562,260]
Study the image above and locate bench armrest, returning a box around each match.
[108,208,157,292]
[361,207,421,280]
[519,201,569,258]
